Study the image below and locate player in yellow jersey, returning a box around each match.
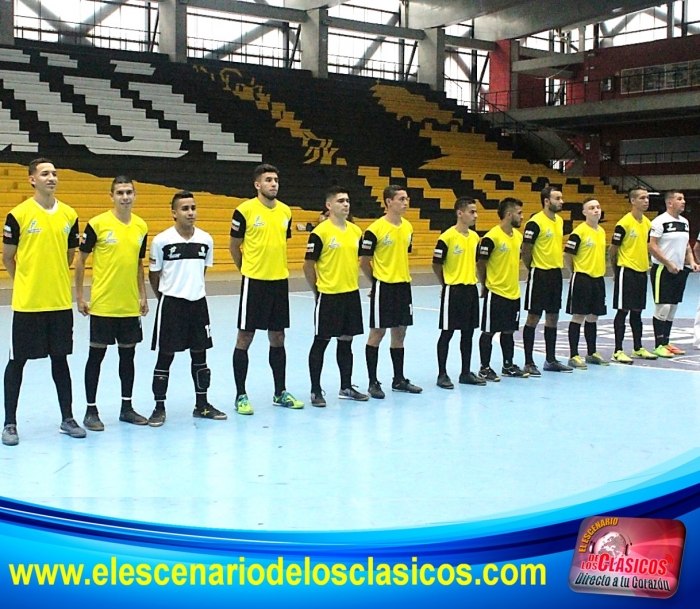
[74,176,149,431]
[2,158,85,446]
[360,185,422,398]
[521,186,573,375]
[229,164,303,415]
[564,198,608,369]
[432,197,485,389]
[304,186,368,406]
[609,188,657,364]
[477,197,529,382]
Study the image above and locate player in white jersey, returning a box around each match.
[148,191,226,427]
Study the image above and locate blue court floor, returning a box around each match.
[1,276,699,531]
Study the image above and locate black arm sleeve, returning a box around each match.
[432,239,448,265]
[3,213,20,245]
[287,216,292,239]
[359,230,377,257]
[68,218,80,249]
[230,209,246,238]
[478,237,495,261]
[522,221,540,244]
[564,234,581,255]
[79,223,98,253]
[139,234,148,259]
[305,233,323,261]
[611,225,626,247]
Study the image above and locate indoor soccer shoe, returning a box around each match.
[652,345,673,358]
[338,387,369,401]
[523,363,541,377]
[310,391,327,408]
[235,394,254,415]
[436,374,454,389]
[543,359,573,372]
[612,350,633,365]
[59,418,87,439]
[83,410,105,431]
[273,391,304,409]
[501,364,530,378]
[2,424,18,446]
[367,381,385,399]
[665,344,685,355]
[193,403,227,420]
[632,347,658,360]
[119,409,148,425]
[148,407,167,427]
[585,352,609,366]
[459,371,486,386]
[567,355,588,369]
[391,378,423,393]
[478,366,500,382]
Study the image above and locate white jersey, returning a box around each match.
[649,212,689,269]
[149,226,213,301]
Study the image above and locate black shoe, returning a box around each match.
[83,410,105,432]
[59,418,87,439]
[310,390,327,407]
[436,374,454,389]
[119,409,148,425]
[193,403,227,420]
[478,366,501,382]
[543,359,574,373]
[523,363,541,377]
[368,381,385,399]
[2,424,18,446]
[148,408,166,427]
[501,364,530,378]
[459,371,487,386]
[392,378,423,393]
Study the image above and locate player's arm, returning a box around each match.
[476,237,494,298]
[74,252,90,316]
[2,213,20,278]
[2,244,17,279]
[609,225,625,271]
[359,230,377,283]
[432,239,448,286]
[693,239,700,266]
[229,209,246,270]
[564,233,580,274]
[685,242,700,272]
[648,236,678,274]
[149,238,163,299]
[521,221,539,270]
[303,233,322,299]
[67,218,79,267]
[149,270,161,299]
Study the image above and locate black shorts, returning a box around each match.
[11,309,73,360]
[90,315,143,345]
[152,296,212,353]
[524,267,563,314]
[238,277,289,332]
[613,267,647,311]
[369,280,413,329]
[481,290,520,333]
[651,264,690,305]
[439,283,479,331]
[566,272,607,316]
[314,290,364,338]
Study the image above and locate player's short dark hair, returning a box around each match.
[497,197,523,219]
[541,185,561,207]
[665,190,683,203]
[254,164,279,181]
[454,196,475,211]
[28,157,54,175]
[383,184,406,205]
[171,190,195,209]
[111,175,134,193]
[325,185,349,201]
[628,187,647,201]
[582,197,600,209]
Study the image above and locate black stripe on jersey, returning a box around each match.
[611,225,626,246]
[69,219,80,249]
[305,233,323,261]
[477,237,495,260]
[161,242,210,261]
[564,234,581,255]
[523,221,540,244]
[433,239,448,265]
[79,223,98,253]
[3,213,20,245]
[660,221,689,234]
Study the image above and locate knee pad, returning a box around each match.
[152,371,169,397]
[194,366,211,391]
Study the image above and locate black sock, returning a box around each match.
[50,355,73,421]
[390,347,405,381]
[523,325,536,365]
[4,358,26,426]
[152,351,174,406]
[233,348,249,398]
[544,325,557,362]
[269,346,286,396]
[365,344,379,384]
[568,322,581,357]
[191,350,208,408]
[613,310,627,352]
[118,346,135,405]
[653,317,664,347]
[630,311,643,351]
[500,333,514,367]
[584,321,597,356]
[336,339,353,390]
[479,332,493,368]
[84,346,106,406]
[437,330,453,376]
[459,329,473,376]
[664,320,673,345]
[309,338,329,393]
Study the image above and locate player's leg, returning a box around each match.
[309,336,330,406]
[150,351,174,426]
[436,284,454,388]
[478,290,499,382]
[2,357,26,446]
[117,343,148,424]
[84,343,107,430]
[523,311,541,369]
[191,349,226,420]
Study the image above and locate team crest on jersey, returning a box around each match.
[544,228,554,238]
[584,237,595,247]
[63,222,71,235]
[381,234,395,247]
[27,219,42,234]
[499,242,509,252]
[104,230,118,244]
[198,245,207,257]
[453,243,464,255]
[328,237,340,249]
[168,245,181,259]
[253,215,266,228]
[630,229,638,238]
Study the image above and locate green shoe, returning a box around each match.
[585,352,609,366]
[632,347,658,360]
[273,390,304,409]
[611,350,633,365]
[567,355,588,370]
[235,394,254,415]
[652,345,674,359]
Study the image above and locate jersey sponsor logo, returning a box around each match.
[282,219,289,228]
[584,237,595,248]
[381,234,395,247]
[104,230,118,244]
[63,222,72,235]
[198,245,207,257]
[479,244,490,256]
[566,238,577,249]
[252,215,265,228]
[629,229,638,238]
[168,245,181,259]
[149,256,156,265]
[453,244,464,255]
[499,242,509,252]
[27,219,42,234]
[544,228,554,238]
[328,237,340,249]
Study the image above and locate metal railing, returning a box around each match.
[621,150,700,165]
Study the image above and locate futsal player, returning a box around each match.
[360,185,422,398]
[432,196,485,388]
[565,198,608,369]
[304,186,368,406]
[148,191,225,426]
[2,158,85,446]
[229,164,303,415]
[476,197,529,381]
[521,186,573,375]
[75,176,149,430]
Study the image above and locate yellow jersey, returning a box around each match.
[565,223,606,278]
[523,211,564,269]
[305,220,362,294]
[612,212,651,273]
[433,226,479,285]
[360,216,413,283]
[478,225,523,299]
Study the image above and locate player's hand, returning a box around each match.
[140,298,149,316]
[666,262,680,274]
[77,298,89,316]
[692,262,700,273]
